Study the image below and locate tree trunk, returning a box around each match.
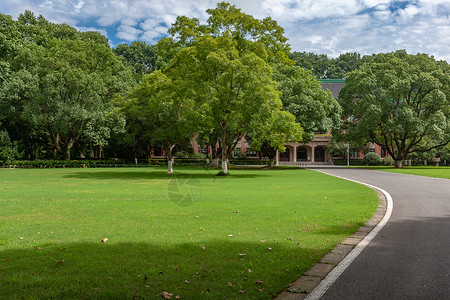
[168,158,174,174]
[167,143,175,174]
[66,147,71,161]
[51,133,62,160]
[394,160,403,168]
[211,158,219,167]
[66,138,75,161]
[268,158,275,167]
[221,144,228,174]
[89,143,95,159]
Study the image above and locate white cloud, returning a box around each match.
[0,0,449,62]
[73,0,85,13]
[77,25,108,38]
[116,23,143,41]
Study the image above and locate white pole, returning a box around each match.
[346,143,350,167]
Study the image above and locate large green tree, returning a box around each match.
[113,41,158,75]
[166,35,282,174]
[0,11,134,160]
[249,110,303,167]
[289,51,368,79]
[121,71,195,173]
[161,2,297,174]
[274,64,342,142]
[340,50,450,168]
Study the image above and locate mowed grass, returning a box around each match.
[356,166,450,179]
[0,167,378,299]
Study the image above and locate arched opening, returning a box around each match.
[280,148,290,161]
[314,146,325,162]
[297,147,307,161]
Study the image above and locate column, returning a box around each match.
[293,145,297,162]
[311,145,315,162]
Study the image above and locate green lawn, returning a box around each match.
[0,167,378,299]
[356,166,450,179]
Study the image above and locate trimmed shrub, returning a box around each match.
[362,152,382,166]
[0,130,19,165]
[332,159,363,166]
[228,158,269,165]
[383,156,394,166]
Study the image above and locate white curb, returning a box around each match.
[305,170,394,300]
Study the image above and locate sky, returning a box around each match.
[1,0,450,62]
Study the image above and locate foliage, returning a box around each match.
[10,159,124,168]
[273,63,342,142]
[0,11,135,161]
[383,156,394,166]
[289,51,370,79]
[228,158,269,165]
[161,2,295,174]
[249,110,303,166]
[438,144,450,161]
[0,129,19,165]
[113,41,158,75]
[333,159,363,166]
[362,152,382,165]
[120,71,196,173]
[325,140,347,158]
[340,50,450,168]
[175,150,207,159]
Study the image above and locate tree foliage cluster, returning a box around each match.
[0,4,341,173]
[115,2,340,173]
[3,3,446,171]
[339,50,450,167]
[290,51,370,79]
[0,11,135,160]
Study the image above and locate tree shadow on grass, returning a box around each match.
[62,170,269,180]
[0,240,328,299]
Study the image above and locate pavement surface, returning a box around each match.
[307,166,450,299]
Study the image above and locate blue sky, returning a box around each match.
[1,0,449,62]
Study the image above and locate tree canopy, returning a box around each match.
[273,63,342,142]
[289,51,369,79]
[339,50,450,167]
[157,2,301,174]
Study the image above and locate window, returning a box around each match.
[380,148,387,158]
[234,148,241,156]
[350,151,359,158]
[247,148,258,157]
[198,147,208,154]
[369,148,375,153]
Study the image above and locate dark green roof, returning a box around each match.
[317,79,346,83]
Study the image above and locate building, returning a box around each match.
[277,79,345,165]
[159,78,387,163]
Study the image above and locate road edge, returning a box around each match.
[275,170,394,300]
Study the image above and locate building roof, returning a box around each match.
[318,79,345,98]
[317,79,346,83]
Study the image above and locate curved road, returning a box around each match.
[308,167,450,299]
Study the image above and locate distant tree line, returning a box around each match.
[0,5,341,174]
[1,2,448,170]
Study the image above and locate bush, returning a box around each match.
[0,130,19,166]
[228,158,269,165]
[362,152,382,166]
[332,159,363,166]
[383,156,394,166]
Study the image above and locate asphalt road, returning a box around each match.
[308,167,450,299]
